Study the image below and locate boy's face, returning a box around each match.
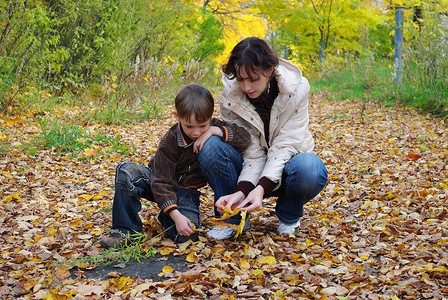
[177,114,211,140]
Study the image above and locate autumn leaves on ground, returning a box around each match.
[1,94,447,299]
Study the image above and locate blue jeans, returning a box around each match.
[110,162,201,242]
[198,136,328,225]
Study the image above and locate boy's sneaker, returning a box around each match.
[207,218,251,240]
[99,230,134,248]
[99,235,126,248]
[278,219,301,235]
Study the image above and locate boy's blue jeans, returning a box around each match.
[197,136,328,225]
[110,162,201,242]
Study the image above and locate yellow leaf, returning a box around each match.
[260,255,277,265]
[0,19,9,28]
[162,266,174,273]
[390,295,400,300]
[0,134,6,140]
[115,277,131,291]
[186,251,199,263]
[85,194,94,200]
[253,269,263,276]
[23,279,38,291]
[234,209,247,238]
[90,227,104,236]
[84,148,99,156]
[69,219,82,227]
[159,247,175,255]
[49,227,57,236]
[98,190,108,196]
[217,205,240,220]
[94,190,108,200]
[107,271,121,278]
[4,192,20,202]
[55,264,71,280]
[239,258,251,270]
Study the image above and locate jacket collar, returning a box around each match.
[176,123,195,148]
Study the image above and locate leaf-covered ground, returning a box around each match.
[1,94,447,299]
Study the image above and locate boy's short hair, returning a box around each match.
[175,84,214,123]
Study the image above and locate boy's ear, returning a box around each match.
[173,110,179,121]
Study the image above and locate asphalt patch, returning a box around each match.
[71,254,189,281]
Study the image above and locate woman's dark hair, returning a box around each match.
[222,37,279,81]
[175,84,214,123]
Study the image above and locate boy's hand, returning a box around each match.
[193,126,222,153]
[169,210,196,236]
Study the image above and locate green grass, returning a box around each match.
[311,59,448,119]
[66,233,156,268]
[29,116,131,155]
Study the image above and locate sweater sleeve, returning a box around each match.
[150,130,180,213]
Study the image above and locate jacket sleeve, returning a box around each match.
[150,131,179,213]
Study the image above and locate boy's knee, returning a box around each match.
[115,162,150,189]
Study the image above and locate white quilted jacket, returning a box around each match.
[220,59,314,190]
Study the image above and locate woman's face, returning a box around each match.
[235,67,273,99]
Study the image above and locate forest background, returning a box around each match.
[1,0,448,123]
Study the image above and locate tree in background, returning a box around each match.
[0,0,226,103]
[201,0,267,65]
[256,0,385,75]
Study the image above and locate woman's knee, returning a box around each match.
[286,153,328,188]
[198,136,229,166]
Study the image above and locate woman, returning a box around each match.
[198,37,328,240]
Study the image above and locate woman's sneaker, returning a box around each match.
[207,218,251,240]
[278,219,301,235]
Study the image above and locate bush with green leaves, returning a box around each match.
[399,8,448,116]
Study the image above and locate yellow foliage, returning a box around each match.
[252,269,263,276]
[186,251,199,263]
[162,265,174,273]
[160,247,176,255]
[238,258,251,270]
[206,0,267,66]
[259,255,277,265]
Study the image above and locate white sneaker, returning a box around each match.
[278,219,301,235]
[207,218,251,240]
[207,226,237,240]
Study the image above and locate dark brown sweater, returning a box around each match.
[148,117,250,214]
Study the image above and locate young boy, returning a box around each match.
[100,84,250,248]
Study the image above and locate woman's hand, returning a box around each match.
[169,210,195,236]
[236,185,264,213]
[215,191,245,214]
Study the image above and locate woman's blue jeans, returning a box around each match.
[110,162,201,242]
[197,136,328,225]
